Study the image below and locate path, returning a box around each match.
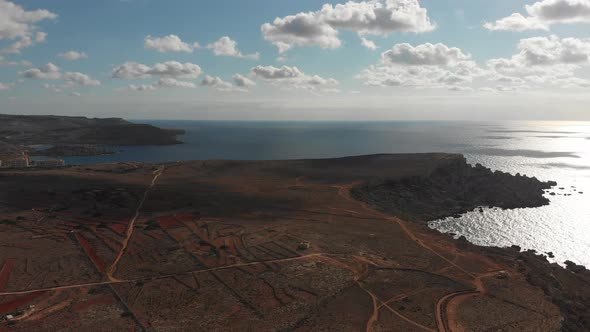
[106,167,165,282]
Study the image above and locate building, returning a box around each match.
[0,152,30,169]
[2,157,29,168]
[33,159,65,168]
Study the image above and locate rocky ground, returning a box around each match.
[351,155,555,221]
[0,154,586,331]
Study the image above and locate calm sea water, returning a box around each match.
[56,121,590,267]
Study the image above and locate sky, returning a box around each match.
[1,0,590,120]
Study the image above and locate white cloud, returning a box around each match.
[21,63,100,87]
[0,82,13,90]
[360,37,378,50]
[484,0,590,31]
[112,61,202,79]
[233,74,256,87]
[118,84,157,92]
[357,42,483,89]
[201,75,247,92]
[21,63,62,80]
[382,43,471,66]
[62,72,100,86]
[518,35,590,66]
[206,36,259,59]
[555,76,590,87]
[58,51,88,61]
[144,34,199,53]
[112,61,203,91]
[156,78,197,89]
[0,0,56,53]
[262,0,435,53]
[251,65,304,79]
[486,35,590,84]
[251,65,339,91]
[484,13,548,31]
[527,0,590,22]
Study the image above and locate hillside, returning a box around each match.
[0,114,184,159]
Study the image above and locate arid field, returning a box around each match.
[0,154,588,331]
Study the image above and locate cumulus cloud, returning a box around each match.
[251,65,304,79]
[155,78,197,89]
[261,0,435,53]
[206,36,260,59]
[21,63,100,91]
[484,13,548,32]
[200,75,244,92]
[0,0,56,53]
[251,65,339,91]
[112,61,202,79]
[484,0,590,31]
[232,74,256,87]
[486,35,590,84]
[21,63,62,80]
[112,61,204,91]
[58,51,88,61]
[382,43,471,66]
[357,42,483,89]
[144,34,199,53]
[360,37,378,50]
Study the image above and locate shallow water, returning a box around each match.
[52,120,590,267]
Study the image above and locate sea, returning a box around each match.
[50,120,590,267]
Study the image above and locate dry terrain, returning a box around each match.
[0,154,587,331]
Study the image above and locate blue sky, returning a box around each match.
[1,0,590,120]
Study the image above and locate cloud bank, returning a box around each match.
[262,0,434,53]
[485,0,590,31]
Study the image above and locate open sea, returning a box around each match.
[54,120,590,267]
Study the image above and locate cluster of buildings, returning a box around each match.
[0,152,65,169]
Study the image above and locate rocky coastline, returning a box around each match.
[351,155,556,221]
[351,156,588,331]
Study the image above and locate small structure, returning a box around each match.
[0,152,30,169]
[2,157,29,168]
[297,241,311,251]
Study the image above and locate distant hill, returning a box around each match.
[0,114,185,159]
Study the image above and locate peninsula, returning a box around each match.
[0,154,587,331]
[0,114,184,160]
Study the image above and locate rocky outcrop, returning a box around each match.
[351,156,555,221]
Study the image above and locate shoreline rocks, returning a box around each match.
[351,156,556,222]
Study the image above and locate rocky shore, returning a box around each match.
[350,155,588,331]
[454,238,590,331]
[351,155,556,221]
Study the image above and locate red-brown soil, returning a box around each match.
[0,154,586,331]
